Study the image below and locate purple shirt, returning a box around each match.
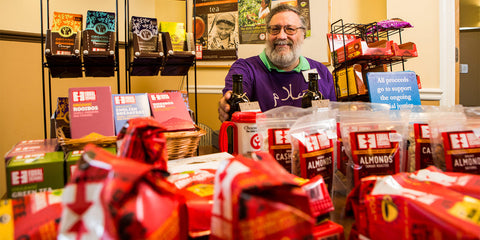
[223,55,336,111]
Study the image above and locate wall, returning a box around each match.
[387,0,440,90]
[460,0,480,27]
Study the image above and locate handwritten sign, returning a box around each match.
[367,71,421,109]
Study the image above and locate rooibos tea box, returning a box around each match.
[69,86,115,138]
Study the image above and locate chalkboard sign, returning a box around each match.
[367,71,421,109]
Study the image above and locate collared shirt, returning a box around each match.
[222,54,336,112]
[259,50,311,73]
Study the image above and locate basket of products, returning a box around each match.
[56,123,205,160]
[56,128,117,153]
[164,125,206,160]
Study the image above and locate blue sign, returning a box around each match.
[367,71,421,109]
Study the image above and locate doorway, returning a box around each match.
[458,0,480,106]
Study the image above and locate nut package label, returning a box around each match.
[350,130,400,185]
[298,132,334,191]
[413,123,434,170]
[268,128,292,173]
[442,130,480,174]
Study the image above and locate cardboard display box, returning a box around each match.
[6,151,64,199]
[65,148,116,182]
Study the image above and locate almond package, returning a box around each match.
[428,108,480,174]
[288,110,337,193]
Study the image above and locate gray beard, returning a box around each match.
[265,40,302,69]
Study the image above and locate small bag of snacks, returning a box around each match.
[116,117,168,170]
[400,105,439,172]
[256,106,313,173]
[58,144,188,240]
[288,110,337,193]
[210,151,315,240]
[428,108,480,174]
[339,109,409,189]
[329,102,391,180]
[168,169,216,238]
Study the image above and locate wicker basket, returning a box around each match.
[56,127,117,153]
[56,124,206,160]
[164,126,206,160]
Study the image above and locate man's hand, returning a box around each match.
[218,91,232,122]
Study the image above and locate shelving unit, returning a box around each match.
[39,0,199,138]
[123,0,198,124]
[329,19,416,102]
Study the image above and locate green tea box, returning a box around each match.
[65,148,116,182]
[6,151,64,199]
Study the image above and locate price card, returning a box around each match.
[240,101,261,112]
[312,99,330,109]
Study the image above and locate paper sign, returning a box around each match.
[366,71,421,110]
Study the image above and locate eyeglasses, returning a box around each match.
[266,25,305,35]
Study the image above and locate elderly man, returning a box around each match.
[218,4,336,122]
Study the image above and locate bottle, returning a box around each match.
[227,74,249,121]
[302,72,325,108]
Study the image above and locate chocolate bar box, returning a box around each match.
[6,151,64,199]
[131,16,159,52]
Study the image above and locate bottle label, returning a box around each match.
[311,100,330,108]
[302,68,319,83]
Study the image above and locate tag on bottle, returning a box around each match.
[311,99,330,108]
[302,68,319,83]
[240,101,261,112]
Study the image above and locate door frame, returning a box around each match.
[439,0,459,106]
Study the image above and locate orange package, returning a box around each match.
[210,151,315,240]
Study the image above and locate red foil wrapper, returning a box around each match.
[347,173,480,240]
[11,190,63,240]
[117,117,169,170]
[210,151,315,240]
[58,144,188,240]
[168,169,216,238]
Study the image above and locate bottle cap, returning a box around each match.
[232,74,243,81]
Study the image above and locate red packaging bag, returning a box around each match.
[409,166,480,199]
[116,117,168,169]
[256,106,313,173]
[168,169,216,238]
[329,102,391,192]
[58,144,188,240]
[353,173,480,240]
[300,175,335,219]
[428,110,480,174]
[1,190,63,240]
[210,151,315,240]
[339,110,408,189]
[288,110,337,193]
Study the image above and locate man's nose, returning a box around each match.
[276,28,288,39]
